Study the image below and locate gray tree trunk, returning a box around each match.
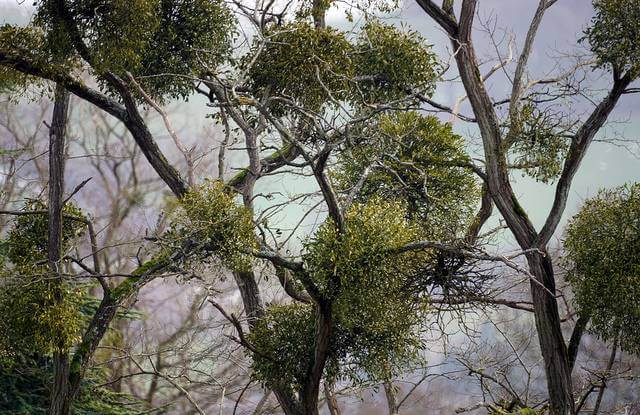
[48,84,72,415]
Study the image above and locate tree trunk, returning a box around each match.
[301,303,332,415]
[233,269,305,415]
[526,251,574,415]
[48,84,72,415]
[324,382,341,415]
[446,3,575,412]
[50,352,71,415]
[384,381,399,415]
[233,270,265,324]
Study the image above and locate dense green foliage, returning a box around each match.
[28,0,235,100]
[246,22,353,113]
[3,201,84,266]
[585,0,640,76]
[250,200,431,390]
[136,0,234,99]
[248,303,319,390]
[165,180,257,272]
[245,20,438,114]
[508,103,569,183]
[335,111,477,239]
[0,359,142,415]
[0,203,142,414]
[352,21,438,104]
[564,183,640,353]
[304,200,431,379]
[0,201,86,356]
[0,25,50,94]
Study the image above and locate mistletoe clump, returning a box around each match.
[32,0,235,101]
[245,22,354,114]
[244,20,441,114]
[0,202,144,414]
[564,183,640,353]
[509,103,569,183]
[166,180,256,272]
[335,111,478,240]
[0,201,86,357]
[0,25,51,95]
[250,200,432,391]
[584,0,640,76]
[352,21,439,104]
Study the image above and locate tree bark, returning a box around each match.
[525,252,574,414]
[324,382,342,415]
[384,381,399,415]
[301,303,332,415]
[568,314,590,372]
[48,84,72,415]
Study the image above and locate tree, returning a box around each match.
[47,83,71,414]
[0,0,482,413]
[0,200,144,415]
[0,93,252,414]
[414,0,639,413]
[0,0,638,414]
[561,183,640,413]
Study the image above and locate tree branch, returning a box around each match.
[0,51,189,198]
[567,314,590,372]
[507,0,552,138]
[414,0,458,36]
[537,72,633,246]
[0,51,126,120]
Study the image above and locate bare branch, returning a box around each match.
[126,72,196,186]
[414,0,458,36]
[537,72,634,246]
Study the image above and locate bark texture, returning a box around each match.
[48,84,72,415]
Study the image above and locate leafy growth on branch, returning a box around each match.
[166,180,256,272]
[352,21,438,104]
[509,103,569,183]
[564,183,640,353]
[250,200,431,390]
[0,201,87,357]
[248,303,318,390]
[245,22,354,114]
[132,0,236,100]
[0,25,50,95]
[31,0,235,100]
[245,20,440,114]
[335,111,477,240]
[584,0,640,77]
[0,204,143,414]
